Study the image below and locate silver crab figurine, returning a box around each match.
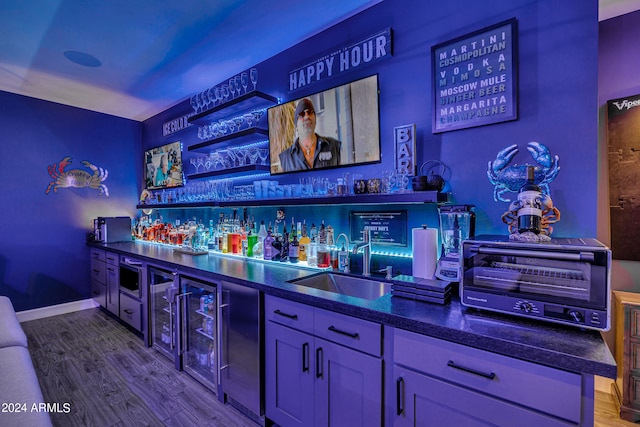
[487,141,560,202]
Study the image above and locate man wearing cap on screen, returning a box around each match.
[279,98,341,172]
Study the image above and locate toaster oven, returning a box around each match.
[460,235,611,331]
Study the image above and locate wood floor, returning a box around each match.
[20,307,639,427]
[21,308,258,427]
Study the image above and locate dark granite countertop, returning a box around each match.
[91,240,616,379]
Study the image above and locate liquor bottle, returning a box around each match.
[263,228,275,261]
[319,220,326,244]
[289,229,299,263]
[298,221,310,262]
[517,165,542,234]
[258,220,268,246]
[310,223,318,242]
[208,220,216,250]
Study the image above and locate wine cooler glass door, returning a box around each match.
[150,267,178,367]
[181,277,219,394]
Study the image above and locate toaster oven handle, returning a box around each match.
[472,246,594,262]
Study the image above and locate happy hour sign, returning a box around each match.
[432,19,518,133]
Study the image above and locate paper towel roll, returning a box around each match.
[412,226,438,279]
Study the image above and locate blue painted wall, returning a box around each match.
[143,0,598,242]
[1,0,600,311]
[0,91,141,311]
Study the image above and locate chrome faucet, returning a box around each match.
[352,229,372,276]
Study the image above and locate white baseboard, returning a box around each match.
[16,299,100,323]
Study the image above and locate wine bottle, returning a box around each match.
[517,165,542,234]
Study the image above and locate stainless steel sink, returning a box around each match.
[289,272,391,300]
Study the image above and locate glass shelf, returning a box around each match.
[187,164,270,180]
[188,128,268,152]
[137,191,450,210]
[187,91,278,125]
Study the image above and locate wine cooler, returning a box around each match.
[149,267,220,393]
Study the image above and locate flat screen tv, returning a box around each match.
[268,74,381,175]
[144,141,184,190]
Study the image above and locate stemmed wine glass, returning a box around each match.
[204,153,214,171]
[215,87,222,106]
[195,156,205,174]
[248,148,260,165]
[229,78,236,99]
[190,157,198,174]
[218,119,228,136]
[235,75,242,97]
[190,95,198,113]
[250,68,258,91]
[226,119,236,134]
[251,109,264,126]
[222,85,229,103]
[233,116,244,131]
[258,148,269,165]
[241,72,248,94]
[207,88,217,108]
[243,113,254,128]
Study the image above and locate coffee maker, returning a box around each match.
[435,205,475,281]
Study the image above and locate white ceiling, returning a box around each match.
[0,0,635,122]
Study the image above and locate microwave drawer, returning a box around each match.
[393,328,581,423]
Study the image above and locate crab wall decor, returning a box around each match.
[487,141,560,202]
[45,156,109,197]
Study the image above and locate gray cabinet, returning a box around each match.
[265,295,382,427]
[105,252,119,315]
[392,328,586,426]
[89,248,106,308]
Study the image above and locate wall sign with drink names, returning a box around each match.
[432,18,518,133]
[350,211,407,246]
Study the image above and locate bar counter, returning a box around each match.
[91,240,616,379]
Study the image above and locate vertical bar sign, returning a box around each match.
[394,124,416,175]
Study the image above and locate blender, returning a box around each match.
[435,205,475,281]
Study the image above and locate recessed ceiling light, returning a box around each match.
[63,51,102,67]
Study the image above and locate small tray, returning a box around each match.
[173,247,209,256]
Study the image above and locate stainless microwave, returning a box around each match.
[460,235,611,331]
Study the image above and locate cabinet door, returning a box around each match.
[315,337,382,427]
[393,366,573,427]
[265,321,315,427]
[105,263,119,315]
[91,279,106,308]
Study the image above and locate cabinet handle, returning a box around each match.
[446,360,496,380]
[123,309,134,315]
[316,347,323,378]
[93,269,100,273]
[396,377,405,415]
[328,325,359,339]
[274,309,298,320]
[302,342,309,373]
[93,291,101,295]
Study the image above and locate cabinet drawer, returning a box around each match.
[119,293,142,332]
[266,295,314,333]
[394,328,581,423]
[90,258,106,284]
[90,248,105,262]
[315,308,382,356]
[105,251,119,266]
